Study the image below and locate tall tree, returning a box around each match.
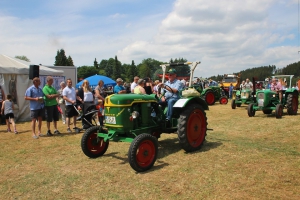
[15,55,30,62]
[94,58,98,69]
[67,56,74,66]
[99,59,108,75]
[54,49,69,66]
[105,58,115,78]
[125,60,137,82]
[112,55,122,80]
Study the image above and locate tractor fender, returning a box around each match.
[173,97,209,110]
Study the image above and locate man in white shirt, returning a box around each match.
[244,78,253,90]
[130,76,139,93]
[63,78,79,133]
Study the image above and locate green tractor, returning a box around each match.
[231,88,254,109]
[247,75,299,118]
[193,81,228,105]
[81,62,210,172]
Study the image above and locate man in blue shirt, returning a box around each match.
[24,77,45,139]
[158,69,183,124]
[113,78,127,94]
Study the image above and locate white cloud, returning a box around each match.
[118,0,298,78]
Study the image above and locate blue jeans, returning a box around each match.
[166,98,178,120]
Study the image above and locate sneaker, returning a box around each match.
[67,128,72,133]
[32,135,39,139]
[54,130,61,135]
[47,130,53,136]
[62,121,66,124]
[7,129,11,132]
[14,130,18,134]
[39,134,45,137]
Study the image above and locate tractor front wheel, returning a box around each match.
[275,104,283,119]
[219,96,228,104]
[177,104,207,152]
[128,134,158,172]
[247,103,255,117]
[205,91,216,105]
[81,126,109,158]
[231,100,236,109]
[286,93,298,115]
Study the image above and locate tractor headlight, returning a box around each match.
[131,111,139,119]
[273,94,276,97]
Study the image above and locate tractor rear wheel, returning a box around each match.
[128,134,158,172]
[275,104,283,119]
[219,96,228,104]
[177,104,207,152]
[286,93,298,115]
[81,126,109,158]
[205,91,216,105]
[231,100,236,109]
[247,103,255,117]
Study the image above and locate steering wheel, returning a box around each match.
[158,84,175,101]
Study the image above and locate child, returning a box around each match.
[1,94,18,133]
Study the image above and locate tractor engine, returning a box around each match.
[104,94,158,132]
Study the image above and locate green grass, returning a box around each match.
[0,104,300,199]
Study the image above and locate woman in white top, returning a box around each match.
[77,80,94,129]
[1,94,17,133]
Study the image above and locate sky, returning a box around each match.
[0,0,299,78]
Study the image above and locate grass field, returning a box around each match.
[0,103,299,200]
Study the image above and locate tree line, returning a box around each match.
[208,63,300,85]
[15,48,300,85]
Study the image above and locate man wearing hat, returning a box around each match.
[158,68,183,125]
[114,78,127,94]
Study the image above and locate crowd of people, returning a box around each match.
[1,72,299,138]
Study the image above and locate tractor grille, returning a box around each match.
[241,91,249,99]
[257,93,264,106]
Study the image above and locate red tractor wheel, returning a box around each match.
[128,134,158,172]
[247,103,255,117]
[286,93,298,115]
[219,96,228,104]
[81,126,109,158]
[275,104,283,119]
[205,91,216,105]
[177,104,207,152]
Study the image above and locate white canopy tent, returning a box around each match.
[0,54,64,121]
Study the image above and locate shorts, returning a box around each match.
[31,108,44,119]
[5,113,14,119]
[66,105,78,118]
[45,105,59,122]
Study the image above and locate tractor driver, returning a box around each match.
[270,78,283,103]
[158,68,184,125]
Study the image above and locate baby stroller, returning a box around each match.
[74,103,99,132]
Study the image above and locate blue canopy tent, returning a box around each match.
[76,74,116,89]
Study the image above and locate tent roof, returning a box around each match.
[76,74,116,89]
[0,54,63,76]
